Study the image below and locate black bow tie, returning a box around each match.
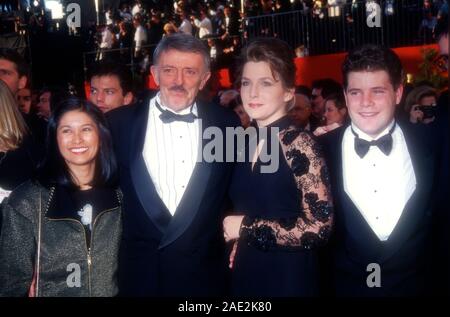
[352,124,395,158]
[155,101,197,124]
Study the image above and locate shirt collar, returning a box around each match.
[155,93,198,116]
[351,119,396,141]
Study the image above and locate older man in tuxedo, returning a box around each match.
[108,33,239,296]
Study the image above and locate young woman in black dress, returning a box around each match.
[223,38,334,296]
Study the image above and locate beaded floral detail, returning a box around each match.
[239,126,334,251]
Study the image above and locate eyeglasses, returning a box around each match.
[311,94,321,100]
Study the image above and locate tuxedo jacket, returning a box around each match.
[107,98,239,296]
[319,121,440,296]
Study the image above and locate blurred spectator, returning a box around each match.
[178,10,193,35]
[313,0,325,18]
[419,0,438,42]
[16,87,32,114]
[310,78,342,126]
[207,37,220,65]
[218,89,240,107]
[212,7,225,37]
[289,92,314,130]
[435,12,448,74]
[295,45,309,57]
[313,92,347,136]
[97,25,114,61]
[119,3,133,23]
[132,0,143,17]
[192,9,212,38]
[133,16,147,57]
[36,88,52,120]
[118,21,133,49]
[105,7,114,26]
[0,48,28,94]
[223,6,240,38]
[163,22,178,36]
[404,85,439,124]
[89,61,134,113]
[148,12,164,45]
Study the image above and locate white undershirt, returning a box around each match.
[143,94,199,215]
[342,121,416,241]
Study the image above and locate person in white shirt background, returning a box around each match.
[192,9,212,39]
[177,10,192,35]
[133,16,147,58]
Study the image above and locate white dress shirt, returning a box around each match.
[342,121,416,241]
[143,94,200,215]
[194,17,212,38]
[178,19,193,35]
[100,28,113,49]
[134,25,147,51]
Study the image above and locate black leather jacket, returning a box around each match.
[0,181,122,297]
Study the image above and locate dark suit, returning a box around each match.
[319,121,439,296]
[430,91,449,296]
[107,99,239,296]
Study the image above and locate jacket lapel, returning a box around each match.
[326,127,383,261]
[378,122,436,263]
[129,103,172,233]
[158,102,214,249]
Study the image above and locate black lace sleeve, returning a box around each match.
[239,128,334,251]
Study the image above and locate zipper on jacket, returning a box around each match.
[45,188,121,296]
[47,217,91,295]
[87,247,92,295]
[85,206,118,296]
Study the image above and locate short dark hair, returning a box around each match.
[295,85,312,99]
[89,61,133,95]
[342,44,404,90]
[37,97,117,189]
[38,86,70,114]
[235,37,296,89]
[324,92,346,110]
[153,33,211,71]
[434,14,448,40]
[0,48,29,79]
[311,78,342,99]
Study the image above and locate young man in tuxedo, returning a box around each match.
[107,33,239,296]
[320,44,440,296]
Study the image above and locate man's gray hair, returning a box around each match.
[153,33,211,71]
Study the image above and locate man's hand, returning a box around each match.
[410,105,424,123]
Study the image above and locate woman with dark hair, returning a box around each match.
[313,93,348,136]
[223,38,334,296]
[0,97,122,297]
